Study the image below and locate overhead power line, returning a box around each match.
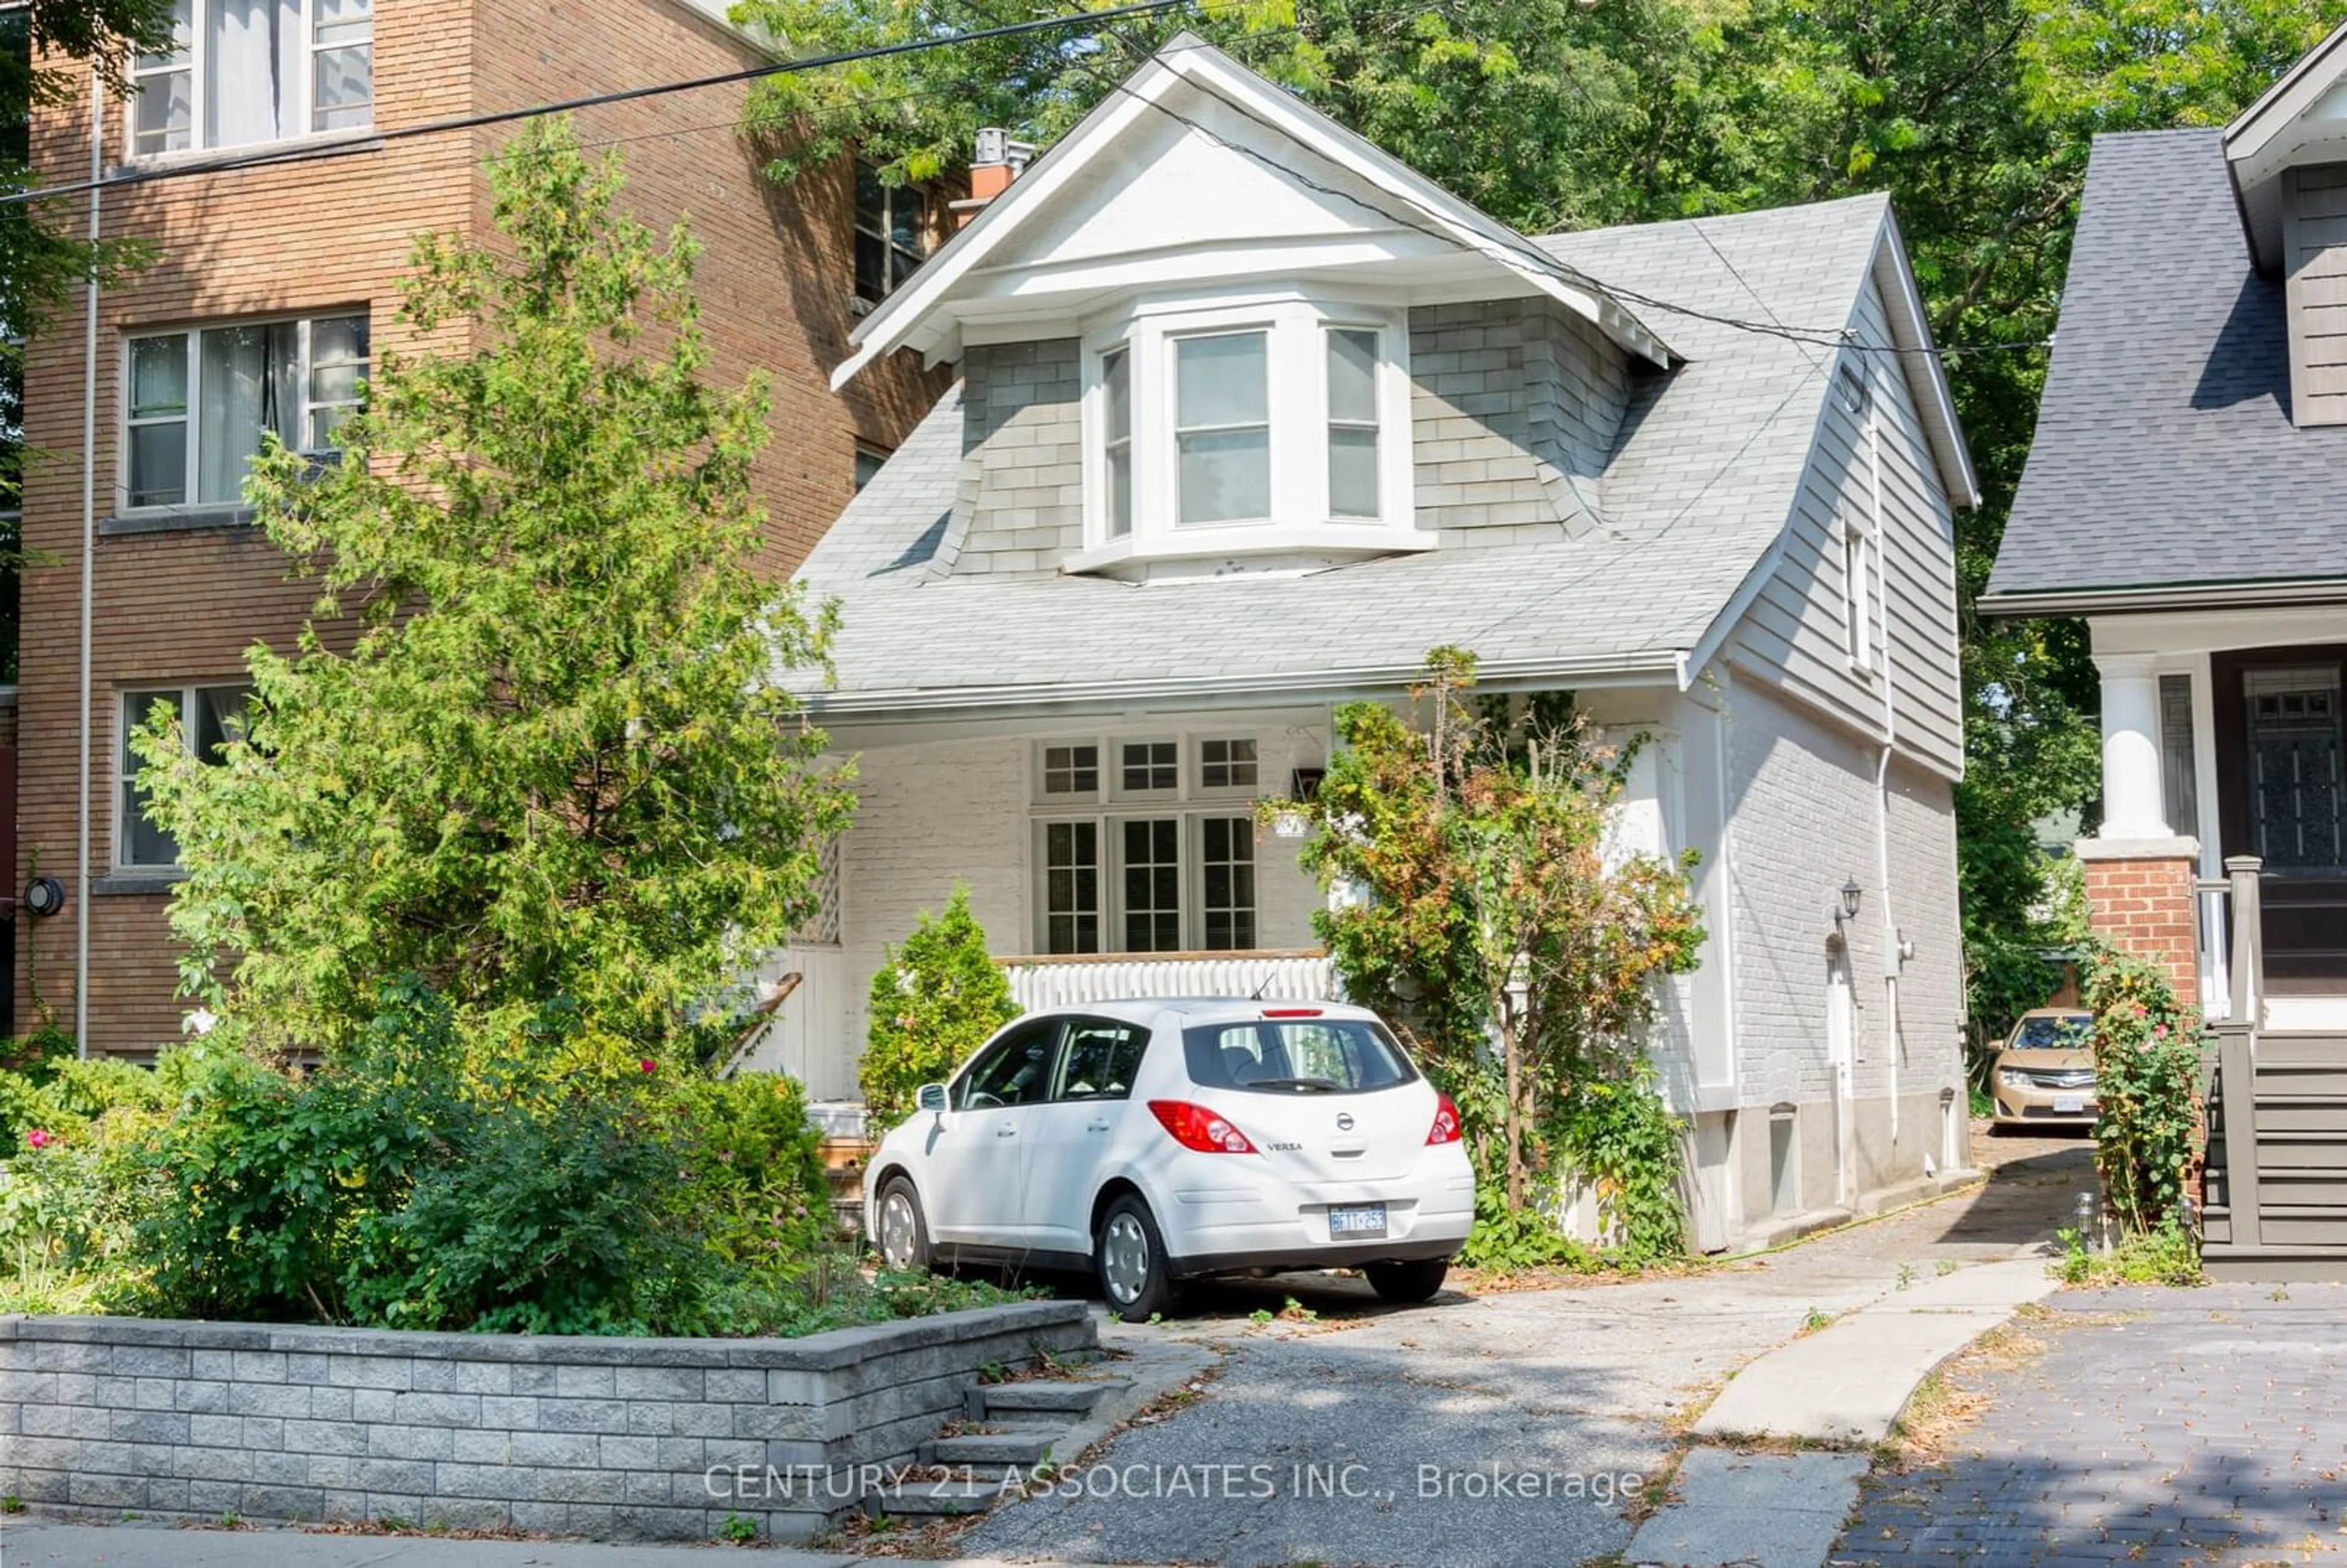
[0,0,1199,208]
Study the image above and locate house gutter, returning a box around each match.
[1977,578,2347,617]
[73,69,102,1058]
[800,650,1686,724]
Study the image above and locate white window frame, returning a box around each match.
[1196,736,1260,796]
[1839,511,1873,672]
[116,682,251,871]
[120,310,369,515]
[1029,732,1276,954]
[125,0,373,161]
[1070,290,1425,573]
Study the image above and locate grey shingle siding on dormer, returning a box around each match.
[1409,298,1627,542]
[954,338,1083,579]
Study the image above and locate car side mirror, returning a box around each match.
[916,1082,949,1115]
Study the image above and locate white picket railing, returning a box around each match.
[999,949,1338,1013]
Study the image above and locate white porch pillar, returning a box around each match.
[2097,652,2169,838]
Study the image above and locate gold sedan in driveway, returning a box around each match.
[1990,1008,2098,1130]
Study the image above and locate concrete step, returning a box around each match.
[864,1478,1008,1518]
[924,1430,1060,1467]
[971,1377,1127,1422]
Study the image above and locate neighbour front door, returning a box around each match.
[2216,650,2347,994]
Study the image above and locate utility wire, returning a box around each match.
[0,0,1200,208]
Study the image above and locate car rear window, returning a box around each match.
[2010,1015,2093,1049]
[1181,1016,1418,1095]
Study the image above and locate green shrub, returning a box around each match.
[2082,943,2204,1237]
[103,982,851,1337]
[1554,1063,1686,1263]
[859,886,1016,1131]
[2056,1218,2202,1287]
[0,1050,168,1157]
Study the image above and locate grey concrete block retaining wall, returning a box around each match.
[0,1301,1094,1542]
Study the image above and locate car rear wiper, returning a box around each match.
[1247,1077,1346,1092]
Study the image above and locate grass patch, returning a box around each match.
[2054,1222,2204,1288]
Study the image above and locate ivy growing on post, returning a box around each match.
[1282,648,1705,1259]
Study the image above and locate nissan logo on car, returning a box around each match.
[1335,1112,1355,1132]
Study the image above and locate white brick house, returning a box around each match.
[752,35,1980,1252]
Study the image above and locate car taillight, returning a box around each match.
[1262,1007,1322,1018]
[1148,1100,1258,1154]
[1427,1092,1462,1146]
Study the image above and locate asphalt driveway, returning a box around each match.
[958,1128,2093,1567]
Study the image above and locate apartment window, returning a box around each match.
[1121,818,1181,952]
[130,0,372,157]
[853,444,889,491]
[1041,743,1099,797]
[1200,816,1255,951]
[1079,298,1417,568]
[1200,738,1257,790]
[853,164,929,303]
[125,312,367,510]
[119,684,250,868]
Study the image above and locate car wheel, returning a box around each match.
[1095,1193,1178,1323]
[874,1176,931,1273]
[1364,1258,1449,1304]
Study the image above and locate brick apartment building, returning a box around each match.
[10,0,945,1054]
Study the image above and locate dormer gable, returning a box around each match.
[828,35,1677,579]
[2226,20,2347,427]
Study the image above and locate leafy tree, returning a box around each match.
[860,885,1018,1130]
[133,117,856,1064]
[739,0,2333,1049]
[1290,649,1703,1233]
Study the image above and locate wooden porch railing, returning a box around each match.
[2197,856,2347,1280]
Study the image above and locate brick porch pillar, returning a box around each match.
[2075,837,2202,1008]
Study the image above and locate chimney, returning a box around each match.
[952,127,1035,229]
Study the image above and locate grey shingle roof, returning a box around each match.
[798,196,1893,713]
[1988,130,2347,602]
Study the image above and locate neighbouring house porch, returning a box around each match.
[2087,605,2347,1022]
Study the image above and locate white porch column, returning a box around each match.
[2097,652,2169,838]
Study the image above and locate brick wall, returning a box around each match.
[0,1303,1094,1541]
[2079,847,2200,1007]
[15,0,944,1053]
[1721,670,1964,1218]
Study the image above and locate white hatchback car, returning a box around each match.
[862,998,1475,1321]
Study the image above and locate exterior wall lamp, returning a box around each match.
[1837,879,1863,925]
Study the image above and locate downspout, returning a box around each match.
[1865,358,1900,1154]
[73,68,103,1056]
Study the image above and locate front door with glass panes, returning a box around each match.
[2216,649,2347,993]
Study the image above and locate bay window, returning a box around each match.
[125,312,368,511]
[1076,296,1421,570]
[1031,735,1280,955]
[130,0,373,157]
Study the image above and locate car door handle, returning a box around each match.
[1086,1119,1112,1132]
[995,1125,1018,1138]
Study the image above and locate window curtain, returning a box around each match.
[196,321,300,504]
[205,0,300,148]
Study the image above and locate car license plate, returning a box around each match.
[1328,1203,1387,1239]
[2052,1094,2086,1115]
